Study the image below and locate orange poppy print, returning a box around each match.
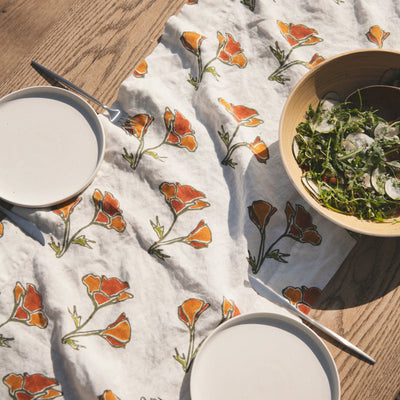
[217,32,247,68]
[3,373,63,400]
[285,202,322,245]
[53,197,81,219]
[282,285,322,314]
[82,274,133,306]
[98,390,122,400]
[366,25,390,48]
[123,107,197,170]
[160,182,209,215]
[221,297,241,322]
[269,21,323,84]
[278,21,322,47]
[0,282,48,348]
[50,189,126,258]
[11,282,47,328]
[100,313,131,348]
[178,298,209,329]
[181,31,247,90]
[174,298,210,371]
[133,59,148,78]
[0,221,3,238]
[123,114,153,139]
[93,190,126,232]
[181,31,206,56]
[248,200,277,231]
[248,200,322,273]
[149,182,211,259]
[62,274,133,350]
[184,220,212,248]
[305,53,325,69]
[165,108,198,151]
[219,98,262,126]
[218,98,266,168]
[249,136,269,163]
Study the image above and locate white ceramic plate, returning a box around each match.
[0,86,105,207]
[190,312,340,400]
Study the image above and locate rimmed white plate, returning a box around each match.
[0,86,105,207]
[190,312,340,400]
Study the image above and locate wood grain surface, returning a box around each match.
[311,236,400,400]
[1,1,400,399]
[0,0,186,108]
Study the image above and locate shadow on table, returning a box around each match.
[315,235,400,310]
[240,140,400,310]
[179,368,191,400]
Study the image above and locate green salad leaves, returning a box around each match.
[294,101,400,221]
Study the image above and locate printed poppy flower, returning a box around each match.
[93,189,126,232]
[184,220,212,248]
[282,285,322,315]
[11,282,48,328]
[217,32,247,68]
[181,31,206,56]
[305,53,325,69]
[133,60,148,78]
[100,313,131,348]
[222,297,240,320]
[248,200,277,232]
[3,372,62,399]
[123,114,153,139]
[82,274,133,307]
[285,202,322,245]
[219,98,263,126]
[98,390,121,400]
[366,25,390,48]
[178,298,210,329]
[164,107,197,151]
[278,21,322,47]
[0,221,3,237]
[53,197,81,219]
[160,182,209,216]
[249,136,269,163]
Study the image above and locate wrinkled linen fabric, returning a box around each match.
[0,0,397,399]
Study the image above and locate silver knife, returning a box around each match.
[0,204,45,246]
[248,274,375,364]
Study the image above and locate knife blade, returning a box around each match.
[0,204,45,246]
[248,274,375,364]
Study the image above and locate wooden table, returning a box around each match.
[0,1,399,399]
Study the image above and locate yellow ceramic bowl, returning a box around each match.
[279,49,400,237]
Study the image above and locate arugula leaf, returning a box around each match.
[294,102,400,220]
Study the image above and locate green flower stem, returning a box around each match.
[254,228,266,273]
[226,125,240,149]
[55,217,95,258]
[191,54,218,90]
[185,328,195,371]
[62,328,103,342]
[148,214,178,253]
[143,128,171,155]
[260,233,286,266]
[125,129,170,170]
[132,138,146,169]
[60,302,113,345]
[268,59,306,82]
[221,140,249,165]
[0,299,20,329]
[0,316,11,330]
